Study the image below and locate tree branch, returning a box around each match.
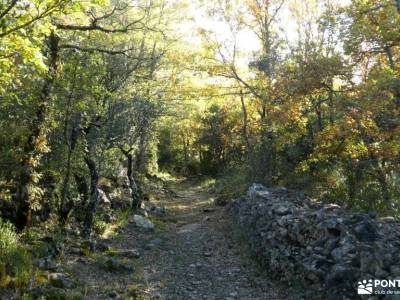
[0,1,65,38]
[59,44,136,56]
[54,15,145,33]
[0,0,18,21]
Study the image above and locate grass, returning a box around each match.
[100,209,131,239]
[197,177,216,189]
[0,218,34,290]
[147,216,167,233]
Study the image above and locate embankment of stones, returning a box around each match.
[229,184,400,300]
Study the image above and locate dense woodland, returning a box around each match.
[0,0,400,296]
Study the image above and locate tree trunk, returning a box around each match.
[182,134,189,163]
[59,124,79,224]
[14,32,59,230]
[127,152,141,210]
[376,165,392,211]
[384,46,400,106]
[82,146,99,235]
[82,127,100,236]
[136,132,147,173]
[120,147,141,210]
[240,90,252,157]
[74,174,88,206]
[345,159,361,204]
[239,91,257,180]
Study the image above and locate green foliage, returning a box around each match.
[155,0,400,215]
[0,218,33,289]
[215,166,251,202]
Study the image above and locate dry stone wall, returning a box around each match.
[229,184,400,300]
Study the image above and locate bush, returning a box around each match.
[0,218,33,289]
[214,166,251,205]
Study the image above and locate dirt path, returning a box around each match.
[60,179,291,299]
[135,179,287,300]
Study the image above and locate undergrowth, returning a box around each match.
[0,218,34,291]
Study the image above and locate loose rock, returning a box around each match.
[133,214,155,230]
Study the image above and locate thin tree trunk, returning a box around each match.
[74,174,88,206]
[240,90,257,180]
[376,165,392,211]
[82,134,99,235]
[119,147,141,210]
[127,152,141,210]
[240,90,252,157]
[59,124,79,223]
[136,131,147,173]
[345,159,361,204]
[328,88,334,125]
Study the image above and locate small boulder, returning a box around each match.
[133,215,155,230]
[148,205,166,217]
[98,189,111,209]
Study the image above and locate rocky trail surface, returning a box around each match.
[26,178,297,300]
[132,179,290,300]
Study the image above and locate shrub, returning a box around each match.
[0,218,33,290]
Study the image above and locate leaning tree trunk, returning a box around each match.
[14,32,59,230]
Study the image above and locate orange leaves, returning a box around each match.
[33,135,50,153]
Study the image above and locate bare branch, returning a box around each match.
[268,0,285,27]
[54,15,145,33]
[59,44,136,56]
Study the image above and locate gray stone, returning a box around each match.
[274,204,291,215]
[353,221,379,242]
[380,216,396,223]
[229,183,400,299]
[98,189,111,208]
[133,214,155,230]
[148,205,166,216]
[390,266,400,276]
